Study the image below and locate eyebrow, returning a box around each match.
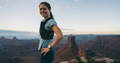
[40,8,46,9]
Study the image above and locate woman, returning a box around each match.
[38,2,63,63]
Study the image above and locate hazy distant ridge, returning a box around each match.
[0,30,39,39]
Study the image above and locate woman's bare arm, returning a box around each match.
[50,25,63,47]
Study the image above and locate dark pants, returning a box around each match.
[40,50,54,63]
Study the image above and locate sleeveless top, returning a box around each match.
[40,18,54,40]
[38,18,57,51]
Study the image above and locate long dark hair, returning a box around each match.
[40,2,54,19]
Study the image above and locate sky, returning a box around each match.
[0,0,120,34]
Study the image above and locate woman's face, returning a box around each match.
[39,4,51,19]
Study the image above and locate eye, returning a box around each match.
[40,8,47,11]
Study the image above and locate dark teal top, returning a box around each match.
[38,18,57,51]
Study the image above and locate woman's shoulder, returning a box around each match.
[45,18,57,30]
[47,18,57,24]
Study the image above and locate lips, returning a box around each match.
[41,12,46,14]
[40,12,47,17]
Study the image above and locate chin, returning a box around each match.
[44,16,48,18]
[42,15,45,18]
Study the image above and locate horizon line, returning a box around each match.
[0,29,120,35]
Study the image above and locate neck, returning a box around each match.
[44,16,51,20]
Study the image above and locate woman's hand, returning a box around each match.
[41,48,50,56]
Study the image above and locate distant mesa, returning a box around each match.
[53,35,87,63]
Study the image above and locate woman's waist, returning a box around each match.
[40,39,53,48]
